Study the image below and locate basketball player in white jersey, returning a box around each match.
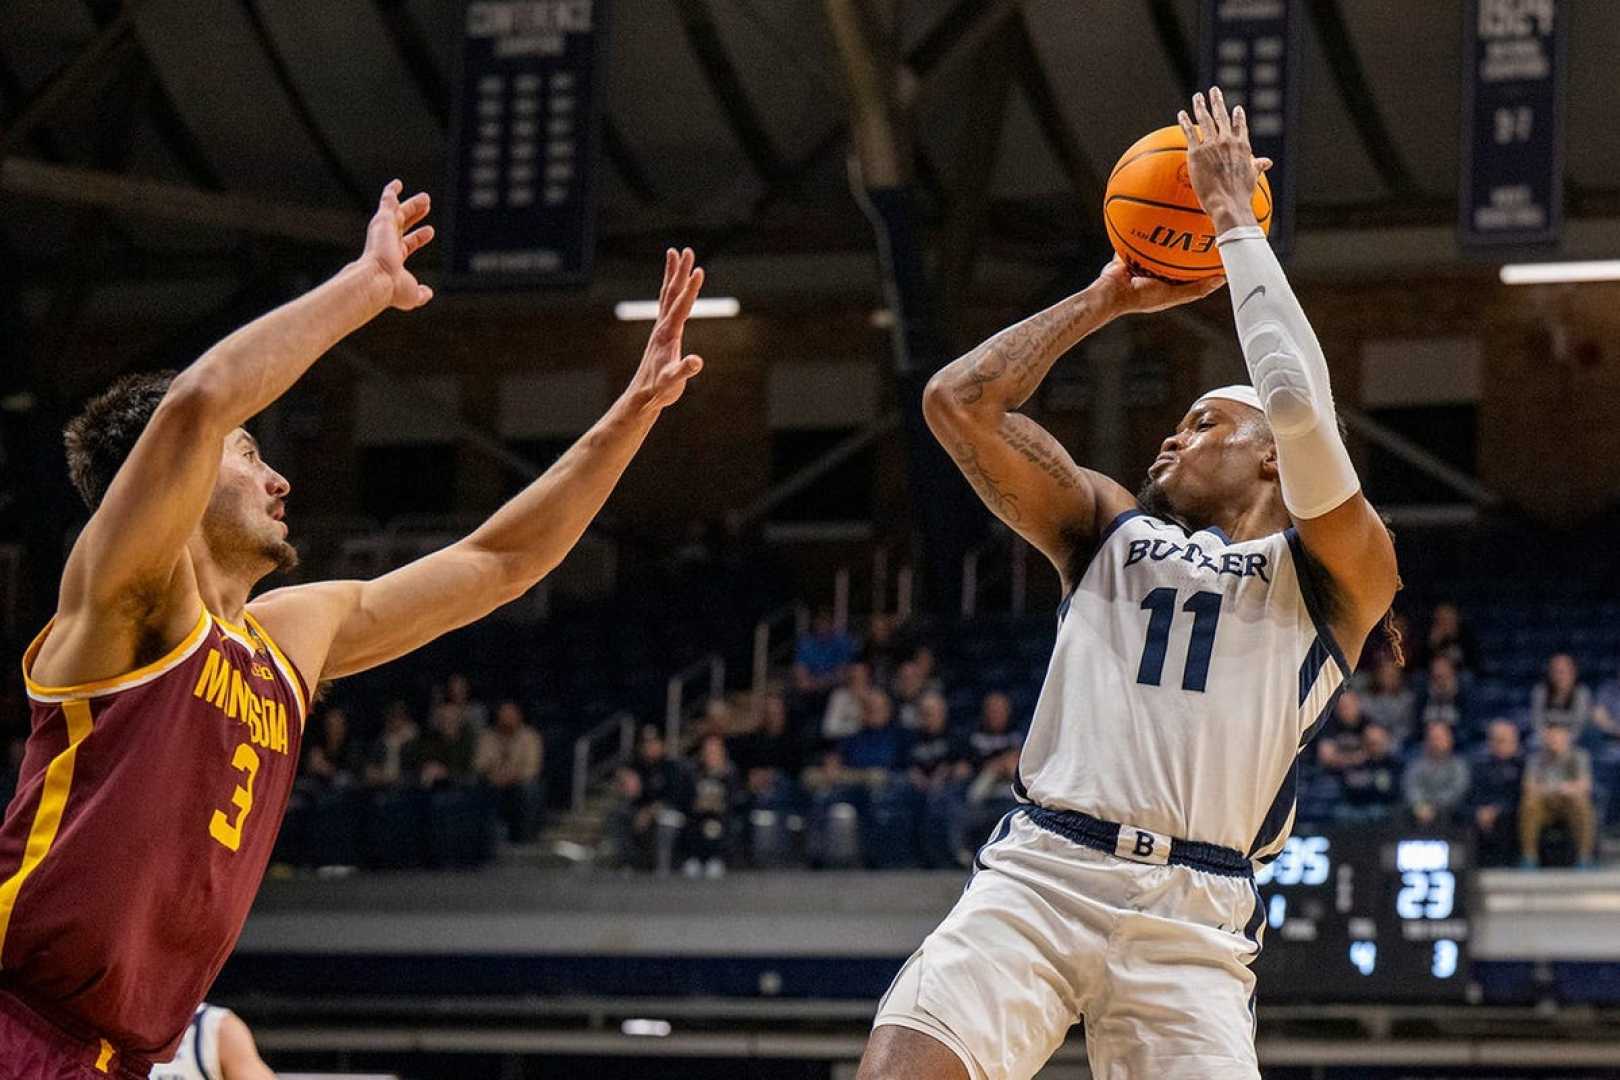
[150,1004,273,1080]
[859,88,1399,1080]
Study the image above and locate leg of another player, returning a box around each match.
[857,1025,971,1080]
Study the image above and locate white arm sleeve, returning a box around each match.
[1217,224,1361,519]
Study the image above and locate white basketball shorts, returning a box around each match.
[873,809,1264,1080]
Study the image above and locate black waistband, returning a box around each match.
[1020,804,1253,878]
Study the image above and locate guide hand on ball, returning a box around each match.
[1178,86,1274,236]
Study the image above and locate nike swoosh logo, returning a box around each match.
[1238,285,1266,312]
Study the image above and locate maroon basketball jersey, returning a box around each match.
[1,607,306,1063]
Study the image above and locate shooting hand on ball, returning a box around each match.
[1091,256,1225,317]
[1178,86,1272,235]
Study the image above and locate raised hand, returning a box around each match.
[361,179,435,311]
[630,247,706,410]
[1177,86,1272,234]
[1092,256,1225,316]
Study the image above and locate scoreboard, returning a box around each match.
[1252,827,1471,1003]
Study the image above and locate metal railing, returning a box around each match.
[665,653,726,748]
[961,527,1029,618]
[570,710,636,812]
[752,603,810,701]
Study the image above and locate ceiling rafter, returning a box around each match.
[672,0,791,185]
[236,0,368,207]
[372,0,450,130]
[1305,0,1420,198]
[0,2,146,161]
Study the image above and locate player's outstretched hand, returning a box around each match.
[362,179,435,311]
[1091,256,1225,316]
[1178,86,1272,234]
[630,247,706,410]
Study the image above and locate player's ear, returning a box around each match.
[1259,441,1279,481]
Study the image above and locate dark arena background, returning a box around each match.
[5,1,1620,1078]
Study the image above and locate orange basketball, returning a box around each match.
[1103,125,1272,282]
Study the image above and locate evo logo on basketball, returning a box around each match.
[1139,224,1216,255]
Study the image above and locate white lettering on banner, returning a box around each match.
[468,1,594,37]
[1478,0,1555,39]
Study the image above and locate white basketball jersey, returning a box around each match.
[150,1004,228,1080]
[1018,510,1347,860]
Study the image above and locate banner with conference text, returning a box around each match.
[1199,0,1301,257]
[445,0,609,288]
[1460,0,1565,248]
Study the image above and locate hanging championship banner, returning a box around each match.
[445,0,609,288]
[1199,0,1301,256]
[1460,0,1565,248]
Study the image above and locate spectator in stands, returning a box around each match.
[697,696,736,741]
[304,706,364,791]
[1531,653,1595,740]
[364,700,422,789]
[477,700,544,843]
[966,692,1024,838]
[793,609,857,697]
[1337,721,1402,822]
[822,662,873,742]
[1416,655,1471,743]
[841,691,907,779]
[1591,650,1620,738]
[730,691,800,806]
[861,613,906,688]
[968,692,1022,770]
[908,692,971,868]
[892,660,928,731]
[911,645,944,694]
[1471,720,1525,868]
[603,765,655,871]
[434,672,489,736]
[908,692,970,789]
[1420,602,1479,673]
[685,734,741,877]
[1359,656,1417,745]
[1317,690,1369,773]
[418,691,481,788]
[634,724,694,814]
[1521,721,1597,868]
[1403,721,1470,827]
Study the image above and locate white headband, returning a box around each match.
[1195,384,1264,413]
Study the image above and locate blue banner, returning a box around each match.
[1460,0,1566,248]
[444,0,609,288]
[1199,0,1300,256]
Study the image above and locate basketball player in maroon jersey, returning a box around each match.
[0,182,707,1078]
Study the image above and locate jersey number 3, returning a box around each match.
[1137,588,1223,692]
[209,742,261,852]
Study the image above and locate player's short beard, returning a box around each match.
[264,537,299,575]
[1135,475,1183,526]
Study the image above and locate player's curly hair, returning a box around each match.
[63,370,177,510]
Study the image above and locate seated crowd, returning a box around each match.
[603,602,1620,874]
[274,672,547,870]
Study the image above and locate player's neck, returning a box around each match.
[187,539,262,626]
[1211,495,1292,543]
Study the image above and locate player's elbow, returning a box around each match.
[161,370,233,434]
[921,370,980,439]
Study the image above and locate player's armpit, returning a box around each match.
[922,390,1135,591]
[1290,490,1399,664]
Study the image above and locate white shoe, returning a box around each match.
[705,857,726,879]
[682,858,703,878]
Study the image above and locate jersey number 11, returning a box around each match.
[1137,588,1223,692]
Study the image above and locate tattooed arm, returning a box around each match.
[923,258,1225,592]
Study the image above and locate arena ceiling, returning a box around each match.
[5,0,1620,298]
